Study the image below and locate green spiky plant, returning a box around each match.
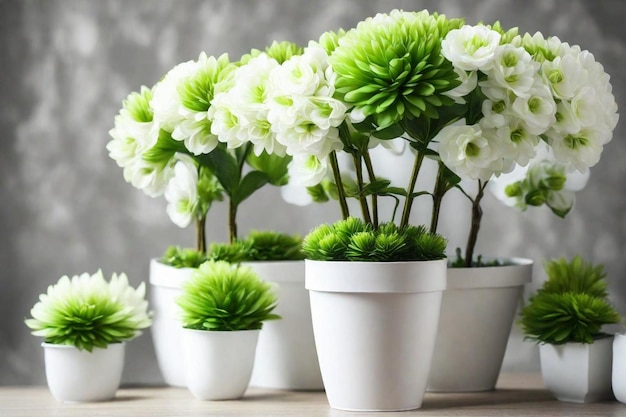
[25,271,152,352]
[177,261,280,331]
[519,256,620,345]
[302,217,447,262]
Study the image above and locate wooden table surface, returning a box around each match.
[1,373,625,416]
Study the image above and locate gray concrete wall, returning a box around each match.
[1,0,624,385]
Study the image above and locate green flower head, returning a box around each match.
[177,261,280,331]
[124,85,154,123]
[329,9,464,130]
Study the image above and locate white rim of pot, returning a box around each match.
[446,257,533,289]
[41,342,125,350]
[305,259,447,293]
[149,258,194,288]
[242,260,304,283]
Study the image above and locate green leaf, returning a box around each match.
[197,145,240,195]
[232,171,270,205]
[373,123,405,140]
[246,151,291,186]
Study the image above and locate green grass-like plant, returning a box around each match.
[25,271,152,352]
[160,246,209,269]
[177,261,280,331]
[449,248,503,268]
[302,217,447,262]
[519,256,620,345]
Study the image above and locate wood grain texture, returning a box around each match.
[1,374,625,417]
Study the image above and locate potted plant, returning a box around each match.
[25,270,151,403]
[613,330,626,403]
[278,14,617,393]
[520,256,620,403]
[107,41,323,389]
[176,260,280,400]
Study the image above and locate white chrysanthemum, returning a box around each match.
[124,157,176,198]
[108,272,152,330]
[287,154,329,187]
[210,54,286,156]
[541,53,587,100]
[549,128,607,171]
[442,25,501,71]
[164,156,199,228]
[511,81,556,135]
[437,124,508,181]
[488,120,539,167]
[151,59,198,132]
[481,44,537,99]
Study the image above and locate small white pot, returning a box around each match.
[149,259,193,387]
[612,333,626,403]
[539,336,614,403]
[428,258,533,392]
[306,259,446,412]
[246,261,323,390]
[182,328,259,401]
[43,343,125,402]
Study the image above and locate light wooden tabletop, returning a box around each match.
[1,373,625,416]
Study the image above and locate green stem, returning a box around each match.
[464,180,488,268]
[228,198,237,244]
[196,215,207,254]
[329,151,350,220]
[362,149,379,229]
[400,151,425,228]
[352,153,372,225]
[429,164,447,233]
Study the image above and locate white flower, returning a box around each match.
[164,156,199,228]
[280,181,314,206]
[442,25,501,71]
[125,157,176,198]
[488,119,539,166]
[443,67,478,104]
[549,128,607,171]
[287,154,329,187]
[541,53,586,100]
[151,58,198,132]
[437,124,508,181]
[481,44,537,99]
[510,81,556,135]
[108,272,152,330]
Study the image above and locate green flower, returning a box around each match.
[177,261,280,331]
[25,271,151,352]
[329,9,464,130]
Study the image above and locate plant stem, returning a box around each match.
[352,153,372,225]
[228,198,237,244]
[196,215,207,254]
[362,149,379,229]
[329,151,350,220]
[400,151,425,228]
[464,180,488,268]
[429,164,447,233]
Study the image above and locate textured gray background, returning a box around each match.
[1,0,624,386]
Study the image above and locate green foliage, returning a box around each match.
[177,261,280,331]
[519,256,620,345]
[540,256,608,298]
[302,217,447,262]
[208,231,304,262]
[160,246,209,269]
[449,247,503,268]
[519,292,620,345]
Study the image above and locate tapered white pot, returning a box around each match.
[149,259,193,387]
[43,343,125,402]
[306,259,446,412]
[540,336,614,403]
[613,333,626,403]
[182,329,259,400]
[246,261,323,390]
[428,258,533,392]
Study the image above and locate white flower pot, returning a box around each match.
[42,343,125,402]
[540,336,614,403]
[149,259,193,387]
[428,258,533,392]
[306,259,446,412]
[613,333,626,403]
[182,328,259,400]
[246,261,323,390]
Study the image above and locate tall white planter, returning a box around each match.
[613,333,626,403]
[43,343,125,402]
[306,259,446,412]
[246,261,323,390]
[149,259,193,387]
[428,258,533,392]
[540,336,614,403]
[182,329,260,400]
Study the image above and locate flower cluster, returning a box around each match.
[25,271,152,351]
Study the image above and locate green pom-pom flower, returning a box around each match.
[25,271,151,352]
[329,9,464,130]
[177,261,280,331]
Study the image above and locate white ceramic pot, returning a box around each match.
[428,258,533,392]
[182,328,259,400]
[43,343,125,402]
[539,336,614,403]
[149,259,194,387]
[246,261,323,390]
[306,259,446,412]
[613,333,626,403]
